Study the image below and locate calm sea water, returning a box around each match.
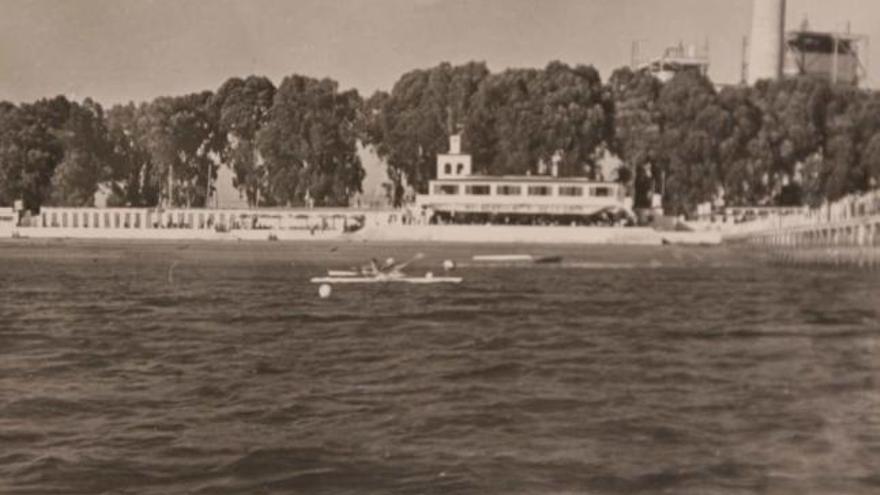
[1,240,879,495]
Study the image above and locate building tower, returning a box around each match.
[747,0,786,84]
[436,134,472,179]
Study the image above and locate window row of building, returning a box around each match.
[431,182,617,198]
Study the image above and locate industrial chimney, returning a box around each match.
[747,0,786,85]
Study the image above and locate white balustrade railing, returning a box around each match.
[703,189,880,237]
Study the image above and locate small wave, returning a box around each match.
[860,473,880,487]
[190,384,233,399]
[658,326,880,341]
[220,447,328,478]
[200,454,409,494]
[251,361,289,375]
[511,396,586,414]
[0,430,45,443]
[0,397,96,419]
[12,454,75,480]
[802,308,878,326]
[579,469,700,493]
[227,313,368,325]
[443,362,525,381]
[471,335,515,351]
[12,454,161,492]
[398,308,487,322]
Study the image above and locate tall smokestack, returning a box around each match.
[747,0,786,85]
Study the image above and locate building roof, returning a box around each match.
[432,174,619,185]
[786,30,860,54]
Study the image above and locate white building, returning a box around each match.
[416,135,632,225]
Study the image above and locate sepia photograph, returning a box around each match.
[1,0,879,493]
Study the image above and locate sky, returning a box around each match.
[1,0,879,106]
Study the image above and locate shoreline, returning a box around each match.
[0,236,742,271]
[1,224,722,246]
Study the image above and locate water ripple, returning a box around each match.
[0,241,878,494]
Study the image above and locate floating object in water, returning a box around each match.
[327,270,359,277]
[319,253,428,281]
[442,259,456,271]
[318,283,332,298]
[310,275,462,284]
[425,271,434,279]
[472,254,563,264]
[473,254,533,262]
[533,255,563,264]
[564,262,637,269]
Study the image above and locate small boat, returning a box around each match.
[327,269,359,277]
[473,254,533,262]
[315,253,461,284]
[533,255,563,264]
[472,254,563,264]
[311,275,462,284]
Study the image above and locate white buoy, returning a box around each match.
[318,283,332,298]
[442,259,456,271]
[425,271,434,279]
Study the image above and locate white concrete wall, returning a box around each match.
[9,226,345,242]
[353,225,664,245]
[7,206,724,245]
[5,223,728,245]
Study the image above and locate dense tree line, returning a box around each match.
[2,62,880,214]
[364,61,614,204]
[0,74,364,210]
[369,62,880,213]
